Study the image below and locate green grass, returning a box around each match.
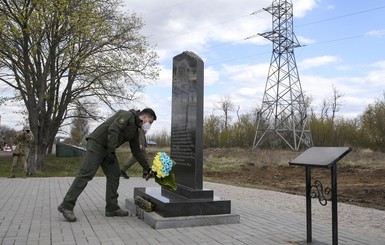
[204,159,242,172]
[0,155,14,177]
[0,151,146,178]
[1,147,382,178]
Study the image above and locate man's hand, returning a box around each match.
[143,168,154,181]
[105,152,117,165]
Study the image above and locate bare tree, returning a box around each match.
[319,85,344,121]
[320,98,329,121]
[0,0,159,171]
[330,85,344,121]
[236,105,241,122]
[215,95,234,130]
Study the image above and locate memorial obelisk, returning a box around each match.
[126,51,239,228]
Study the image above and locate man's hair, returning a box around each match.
[140,108,157,120]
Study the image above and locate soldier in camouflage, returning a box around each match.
[9,126,34,178]
[58,108,157,222]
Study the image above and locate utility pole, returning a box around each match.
[253,0,312,150]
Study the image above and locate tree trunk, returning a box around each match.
[28,144,37,174]
[28,121,60,171]
[28,118,50,171]
[47,141,53,154]
[36,128,50,170]
[36,145,47,171]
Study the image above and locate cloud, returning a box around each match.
[298,55,340,70]
[366,61,385,87]
[292,0,319,18]
[154,66,172,87]
[365,29,385,37]
[204,67,220,86]
[124,0,318,61]
[0,102,27,129]
[296,35,316,45]
[221,63,268,84]
[372,60,385,68]
[300,64,385,118]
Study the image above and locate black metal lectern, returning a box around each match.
[289,147,352,245]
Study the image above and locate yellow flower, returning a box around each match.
[151,152,166,178]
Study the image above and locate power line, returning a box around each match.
[140,3,385,66]
[246,5,385,41]
[306,34,367,46]
[149,3,385,45]
[296,5,385,28]
[159,4,385,52]
[206,31,377,66]
[205,6,385,66]
[250,9,265,15]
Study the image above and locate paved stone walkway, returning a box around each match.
[0,177,383,245]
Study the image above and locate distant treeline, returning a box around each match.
[148,96,385,152]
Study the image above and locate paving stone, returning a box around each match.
[0,177,383,245]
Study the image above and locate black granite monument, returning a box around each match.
[169,51,213,199]
[130,52,236,221]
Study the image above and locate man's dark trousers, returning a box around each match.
[61,139,121,212]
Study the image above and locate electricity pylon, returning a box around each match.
[253,0,313,150]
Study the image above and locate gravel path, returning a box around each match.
[204,181,385,241]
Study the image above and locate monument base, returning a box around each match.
[125,197,240,229]
[125,187,239,229]
[132,187,232,217]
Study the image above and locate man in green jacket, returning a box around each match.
[58,108,157,222]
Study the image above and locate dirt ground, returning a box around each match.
[203,148,385,211]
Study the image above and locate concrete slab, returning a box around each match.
[125,198,240,229]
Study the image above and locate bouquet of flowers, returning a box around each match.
[151,152,177,190]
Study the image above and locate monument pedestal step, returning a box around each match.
[133,187,233,217]
[125,197,240,229]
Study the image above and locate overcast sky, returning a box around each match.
[122,0,385,136]
[1,0,385,137]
